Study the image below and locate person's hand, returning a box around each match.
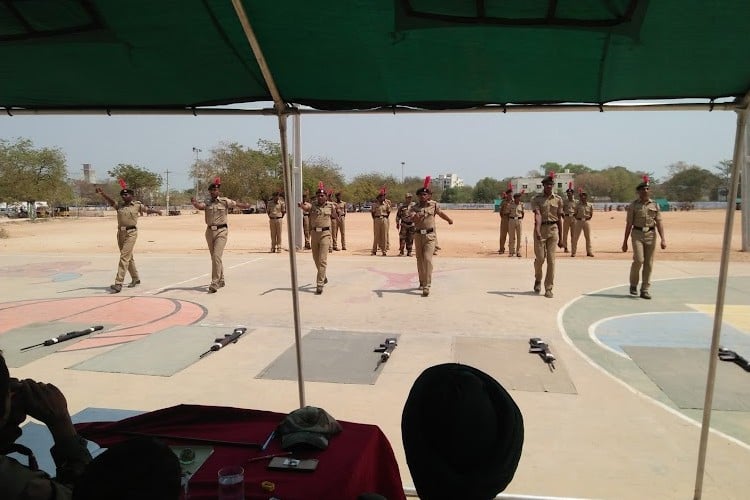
[535,231,542,241]
[622,242,628,252]
[448,219,453,225]
[558,241,564,249]
[19,380,75,438]
[190,197,196,204]
[95,187,102,194]
[661,240,667,250]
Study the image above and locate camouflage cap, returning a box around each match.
[278,406,342,450]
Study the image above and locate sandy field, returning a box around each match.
[1,208,747,262]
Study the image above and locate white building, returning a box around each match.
[435,173,464,189]
[511,169,575,195]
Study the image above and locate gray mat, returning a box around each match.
[71,326,250,377]
[454,337,577,394]
[1,322,110,368]
[624,346,750,411]
[257,330,399,385]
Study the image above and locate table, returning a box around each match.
[76,404,406,500]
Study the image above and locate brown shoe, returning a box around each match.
[640,290,652,300]
[208,285,217,293]
[315,286,323,295]
[421,288,430,297]
[110,284,122,293]
[587,253,595,257]
[544,290,554,298]
[128,279,141,288]
[533,281,541,293]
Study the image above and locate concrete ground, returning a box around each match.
[1,248,749,499]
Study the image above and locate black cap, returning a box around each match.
[416,187,431,195]
[119,189,134,196]
[541,176,555,186]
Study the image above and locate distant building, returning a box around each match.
[511,169,575,195]
[435,173,464,189]
[82,163,97,184]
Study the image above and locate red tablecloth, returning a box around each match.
[76,404,405,500]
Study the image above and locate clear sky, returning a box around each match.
[0,105,737,191]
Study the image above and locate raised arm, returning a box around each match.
[95,187,116,208]
[190,197,206,211]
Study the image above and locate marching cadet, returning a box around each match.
[371,188,391,256]
[299,183,339,294]
[571,189,594,257]
[410,177,453,297]
[302,189,311,249]
[622,176,667,299]
[507,191,524,258]
[96,180,161,293]
[498,187,513,254]
[266,190,286,253]
[561,184,576,253]
[396,193,416,256]
[191,178,252,293]
[333,191,347,251]
[531,173,564,298]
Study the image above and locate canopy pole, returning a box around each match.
[692,94,749,500]
[230,0,305,408]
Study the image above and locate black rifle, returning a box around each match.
[20,325,104,351]
[718,347,750,372]
[374,337,398,370]
[199,326,247,358]
[529,337,556,371]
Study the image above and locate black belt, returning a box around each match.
[209,224,228,230]
[541,221,557,225]
[633,226,653,231]
[509,217,522,220]
[303,214,309,217]
[564,214,574,217]
[373,215,388,218]
[416,228,434,234]
[269,216,283,219]
[313,226,330,232]
[576,218,585,220]
[119,225,137,230]
[339,215,345,217]
[400,222,414,226]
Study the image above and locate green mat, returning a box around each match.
[257,330,399,385]
[0,323,110,368]
[453,337,577,394]
[70,326,251,377]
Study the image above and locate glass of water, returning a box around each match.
[217,465,244,500]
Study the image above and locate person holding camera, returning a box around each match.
[0,351,92,499]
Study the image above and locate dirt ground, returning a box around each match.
[1,208,748,262]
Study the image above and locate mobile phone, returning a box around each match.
[267,457,318,472]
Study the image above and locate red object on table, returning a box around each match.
[76,404,406,500]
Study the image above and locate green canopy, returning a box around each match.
[2,0,749,110]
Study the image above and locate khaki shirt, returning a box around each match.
[574,202,593,220]
[397,202,415,225]
[267,198,285,218]
[372,199,391,218]
[499,198,513,216]
[409,200,441,230]
[335,200,347,217]
[626,198,661,228]
[203,196,236,225]
[510,201,524,219]
[115,201,143,227]
[531,193,563,222]
[309,201,336,229]
[563,196,577,217]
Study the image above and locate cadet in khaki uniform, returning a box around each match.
[396,193,416,256]
[622,177,667,299]
[333,192,347,251]
[531,175,564,298]
[410,185,453,297]
[302,190,311,249]
[299,185,339,294]
[191,179,251,293]
[507,192,524,258]
[96,183,161,293]
[266,191,286,253]
[498,188,512,254]
[371,190,391,256]
[561,186,576,252]
[571,190,594,257]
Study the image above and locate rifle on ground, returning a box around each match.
[199,326,247,358]
[718,347,750,372]
[529,337,556,371]
[374,337,398,370]
[20,325,104,351]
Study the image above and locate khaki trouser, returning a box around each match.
[571,219,592,255]
[508,218,522,256]
[311,230,331,286]
[562,216,574,250]
[630,228,656,291]
[303,215,311,247]
[499,215,509,251]
[115,228,139,284]
[399,224,415,253]
[372,217,388,253]
[269,217,282,250]
[534,225,558,292]
[334,216,346,249]
[414,231,437,289]
[205,226,228,286]
[331,218,339,249]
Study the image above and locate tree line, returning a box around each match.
[0,137,738,209]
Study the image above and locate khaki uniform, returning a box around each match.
[333,199,347,250]
[571,201,594,256]
[396,201,416,255]
[371,199,391,255]
[113,200,143,285]
[507,200,524,257]
[498,197,511,253]
[203,196,236,287]
[561,195,577,251]
[302,206,311,249]
[309,201,336,287]
[531,193,563,293]
[267,198,285,252]
[410,200,442,291]
[626,198,662,292]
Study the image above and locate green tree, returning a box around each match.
[473,177,503,202]
[661,167,722,202]
[107,163,162,200]
[348,173,398,204]
[0,138,72,204]
[302,156,346,198]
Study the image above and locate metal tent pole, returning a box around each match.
[692,94,749,500]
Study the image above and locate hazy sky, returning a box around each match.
[0,105,737,191]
